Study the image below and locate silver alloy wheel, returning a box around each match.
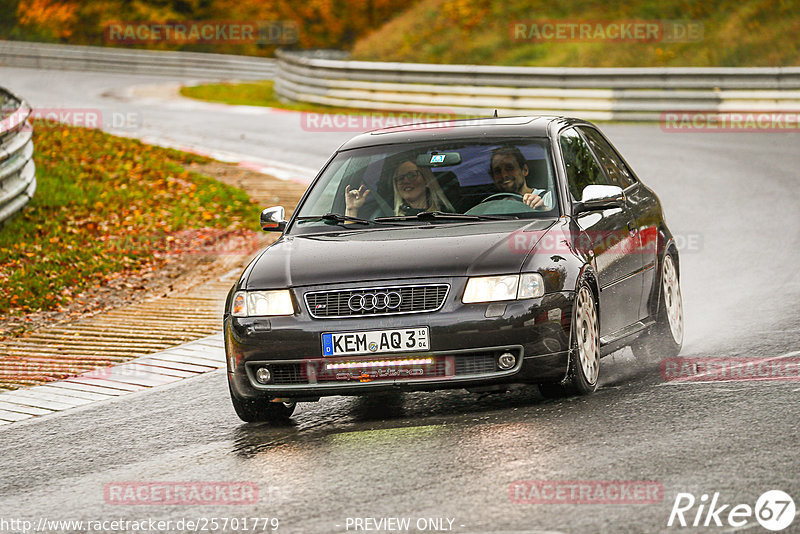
[575,286,599,385]
[662,254,684,345]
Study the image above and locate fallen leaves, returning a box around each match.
[0,120,259,318]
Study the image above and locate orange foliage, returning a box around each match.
[16,0,79,39]
[8,0,417,53]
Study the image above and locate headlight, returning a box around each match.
[231,290,295,317]
[462,273,545,304]
[463,275,519,303]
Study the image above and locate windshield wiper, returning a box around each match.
[296,213,372,225]
[374,211,515,222]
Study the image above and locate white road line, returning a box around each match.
[155,350,225,366]
[66,376,146,392]
[86,368,180,387]
[46,381,124,396]
[34,385,111,401]
[126,363,199,378]
[145,353,221,368]
[0,409,33,422]
[0,402,53,416]
[0,395,75,411]
[134,358,211,373]
[5,389,94,407]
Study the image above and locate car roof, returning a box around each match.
[337,115,591,150]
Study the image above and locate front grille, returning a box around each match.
[305,284,449,318]
[270,363,305,385]
[454,353,498,375]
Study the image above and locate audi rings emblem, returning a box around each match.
[348,291,402,312]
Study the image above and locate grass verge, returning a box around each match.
[179,80,470,118]
[0,120,259,319]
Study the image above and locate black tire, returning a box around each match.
[631,252,683,361]
[229,383,296,423]
[538,279,600,398]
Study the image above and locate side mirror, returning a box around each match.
[260,206,287,232]
[574,185,625,214]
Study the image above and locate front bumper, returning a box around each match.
[226,285,574,400]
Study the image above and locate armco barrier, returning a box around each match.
[3,41,799,120]
[0,87,35,225]
[0,40,275,80]
[274,50,800,121]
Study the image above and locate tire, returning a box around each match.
[631,252,684,360]
[229,383,296,423]
[539,280,600,398]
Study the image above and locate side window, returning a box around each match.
[559,128,608,201]
[578,127,637,189]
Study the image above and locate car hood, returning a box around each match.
[244,219,557,289]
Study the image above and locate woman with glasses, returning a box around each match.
[344,159,454,218]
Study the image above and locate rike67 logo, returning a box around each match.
[668,490,795,531]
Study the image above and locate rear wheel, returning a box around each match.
[539,281,600,398]
[229,383,296,423]
[632,253,683,360]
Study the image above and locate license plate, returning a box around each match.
[321,327,429,357]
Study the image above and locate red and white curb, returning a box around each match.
[0,333,226,425]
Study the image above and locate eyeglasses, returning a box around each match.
[394,170,421,183]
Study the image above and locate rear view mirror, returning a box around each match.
[574,185,625,214]
[261,206,287,232]
[417,151,462,167]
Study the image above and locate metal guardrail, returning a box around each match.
[0,87,35,225]
[274,50,800,121]
[0,40,275,80]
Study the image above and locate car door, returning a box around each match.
[578,126,655,322]
[559,127,642,336]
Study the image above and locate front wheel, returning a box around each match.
[632,253,683,360]
[539,281,600,398]
[229,383,296,423]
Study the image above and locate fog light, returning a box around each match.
[497,352,516,370]
[255,366,272,384]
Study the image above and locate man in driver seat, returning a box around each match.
[489,146,550,209]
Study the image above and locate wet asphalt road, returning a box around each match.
[0,67,799,533]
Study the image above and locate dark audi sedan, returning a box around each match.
[224,116,684,422]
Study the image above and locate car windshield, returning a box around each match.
[292,137,557,231]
